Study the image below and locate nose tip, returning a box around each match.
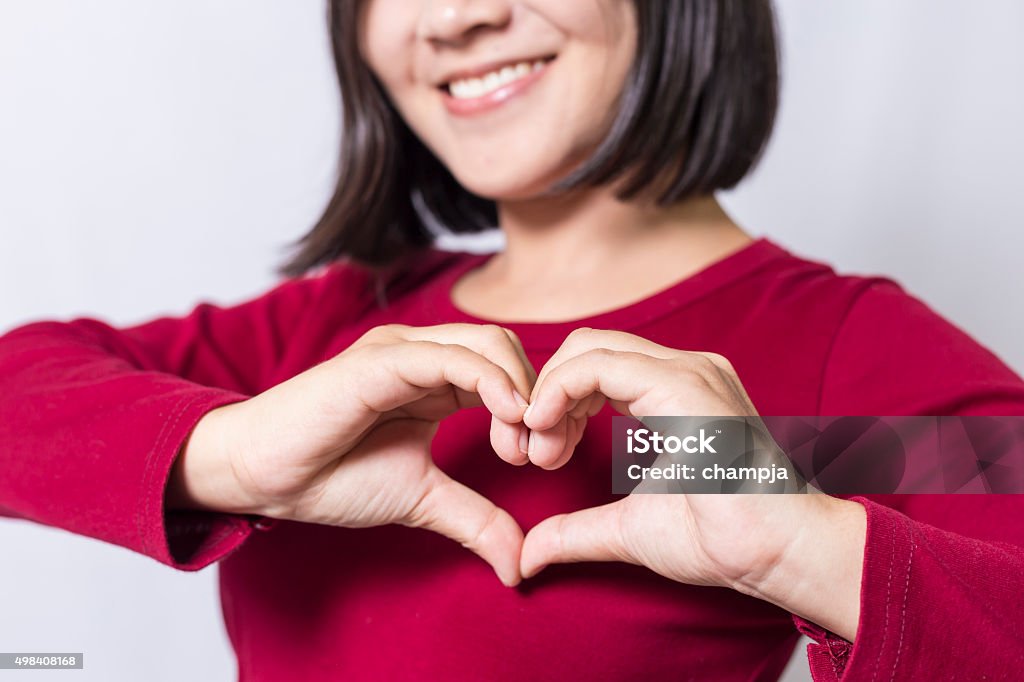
[418,0,513,45]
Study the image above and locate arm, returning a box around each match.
[793,279,1024,679]
[0,262,369,569]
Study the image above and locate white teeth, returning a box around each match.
[448,59,549,100]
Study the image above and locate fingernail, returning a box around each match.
[512,389,529,408]
[519,424,530,455]
[527,430,535,458]
[496,568,520,588]
[523,403,534,422]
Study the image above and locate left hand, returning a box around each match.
[519,328,866,641]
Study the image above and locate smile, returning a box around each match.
[440,57,555,116]
[448,60,547,99]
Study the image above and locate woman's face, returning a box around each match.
[359,0,637,200]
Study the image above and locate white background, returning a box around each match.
[1,1,1022,680]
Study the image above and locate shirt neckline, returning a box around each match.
[419,236,789,349]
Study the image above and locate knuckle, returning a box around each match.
[696,354,719,372]
[405,468,447,528]
[502,327,523,346]
[431,322,465,338]
[410,338,443,350]
[567,326,594,342]
[554,514,570,559]
[375,323,406,337]
[707,352,736,373]
[478,365,509,393]
[467,505,502,551]
[412,339,450,360]
[686,352,719,373]
[702,350,725,364]
[383,339,434,369]
[358,341,389,360]
[338,340,386,366]
[477,324,510,352]
[671,360,711,388]
[583,347,615,362]
[358,323,402,345]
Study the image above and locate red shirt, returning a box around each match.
[2,237,1023,680]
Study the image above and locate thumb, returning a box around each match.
[520,501,633,579]
[407,467,525,587]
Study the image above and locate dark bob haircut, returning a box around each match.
[277,0,779,277]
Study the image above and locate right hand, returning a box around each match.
[169,323,536,586]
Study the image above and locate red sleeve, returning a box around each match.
[0,262,370,571]
[796,279,1024,679]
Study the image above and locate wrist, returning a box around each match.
[733,494,867,642]
[167,401,262,516]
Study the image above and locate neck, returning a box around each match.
[450,186,755,323]
[494,188,750,284]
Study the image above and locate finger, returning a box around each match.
[357,341,528,424]
[544,414,588,470]
[527,413,569,469]
[568,393,605,419]
[501,327,538,395]
[525,349,661,431]
[491,413,530,466]
[520,500,633,579]
[491,327,536,465]
[530,328,674,405]
[392,385,488,420]
[358,329,533,465]
[399,323,537,405]
[407,467,525,587]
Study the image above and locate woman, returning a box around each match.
[1,1,1022,680]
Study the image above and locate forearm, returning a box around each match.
[0,320,253,568]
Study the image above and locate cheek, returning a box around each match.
[531,0,637,119]
[358,0,419,95]
[532,0,636,50]
[359,3,445,153]
[561,8,637,147]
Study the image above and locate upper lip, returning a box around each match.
[434,54,556,88]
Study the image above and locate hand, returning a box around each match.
[518,328,866,640]
[169,323,537,586]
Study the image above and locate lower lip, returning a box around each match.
[441,61,553,117]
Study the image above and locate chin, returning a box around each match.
[449,162,572,203]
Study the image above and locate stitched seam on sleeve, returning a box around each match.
[889,518,916,681]
[139,394,204,558]
[154,395,213,557]
[871,523,898,682]
[136,394,188,556]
